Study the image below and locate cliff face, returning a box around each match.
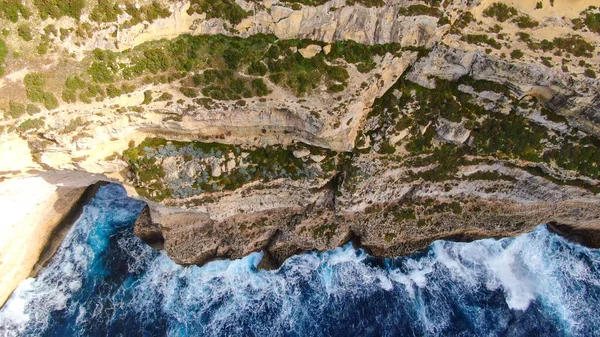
[0,0,599,276]
[0,172,106,306]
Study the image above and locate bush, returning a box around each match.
[584,68,596,78]
[180,87,198,98]
[510,49,524,59]
[6,101,25,118]
[17,24,32,41]
[553,35,595,57]
[26,104,40,115]
[62,89,77,103]
[187,0,250,24]
[251,78,270,96]
[106,84,122,98]
[33,0,85,20]
[463,34,501,49]
[0,0,31,22]
[483,3,518,22]
[513,15,539,28]
[89,0,122,23]
[17,118,44,132]
[24,73,46,88]
[398,4,443,18]
[0,38,7,76]
[142,90,153,104]
[42,92,59,110]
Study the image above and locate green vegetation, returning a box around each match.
[483,3,518,22]
[513,15,539,28]
[85,34,401,99]
[17,24,32,41]
[89,0,122,23]
[187,0,249,25]
[462,34,501,49]
[584,68,596,78]
[60,116,87,134]
[0,0,31,22]
[398,4,443,18]
[122,1,171,28]
[24,73,59,110]
[553,35,595,57]
[123,138,342,201]
[510,49,524,59]
[0,38,7,76]
[535,1,543,9]
[17,117,44,132]
[5,100,25,118]
[573,6,600,34]
[33,0,85,20]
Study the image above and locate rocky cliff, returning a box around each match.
[0,0,599,299]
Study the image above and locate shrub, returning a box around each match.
[106,84,122,98]
[62,89,77,103]
[187,0,250,24]
[398,4,443,18]
[535,1,542,9]
[0,38,7,76]
[247,61,268,76]
[33,0,85,20]
[89,1,122,23]
[553,35,595,57]
[584,68,596,78]
[26,104,40,115]
[180,87,198,98]
[17,24,32,41]
[24,73,46,88]
[513,15,539,28]
[17,118,44,132]
[510,49,524,59]
[483,3,518,22]
[0,0,31,22]
[6,101,25,118]
[251,78,270,96]
[42,92,59,110]
[463,34,501,49]
[142,90,153,104]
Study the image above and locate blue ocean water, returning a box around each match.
[1,184,600,337]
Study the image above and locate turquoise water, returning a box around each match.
[1,184,600,336]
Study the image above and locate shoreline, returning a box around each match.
[28,181,110,278]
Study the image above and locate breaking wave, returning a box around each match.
[1,184,600,336]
